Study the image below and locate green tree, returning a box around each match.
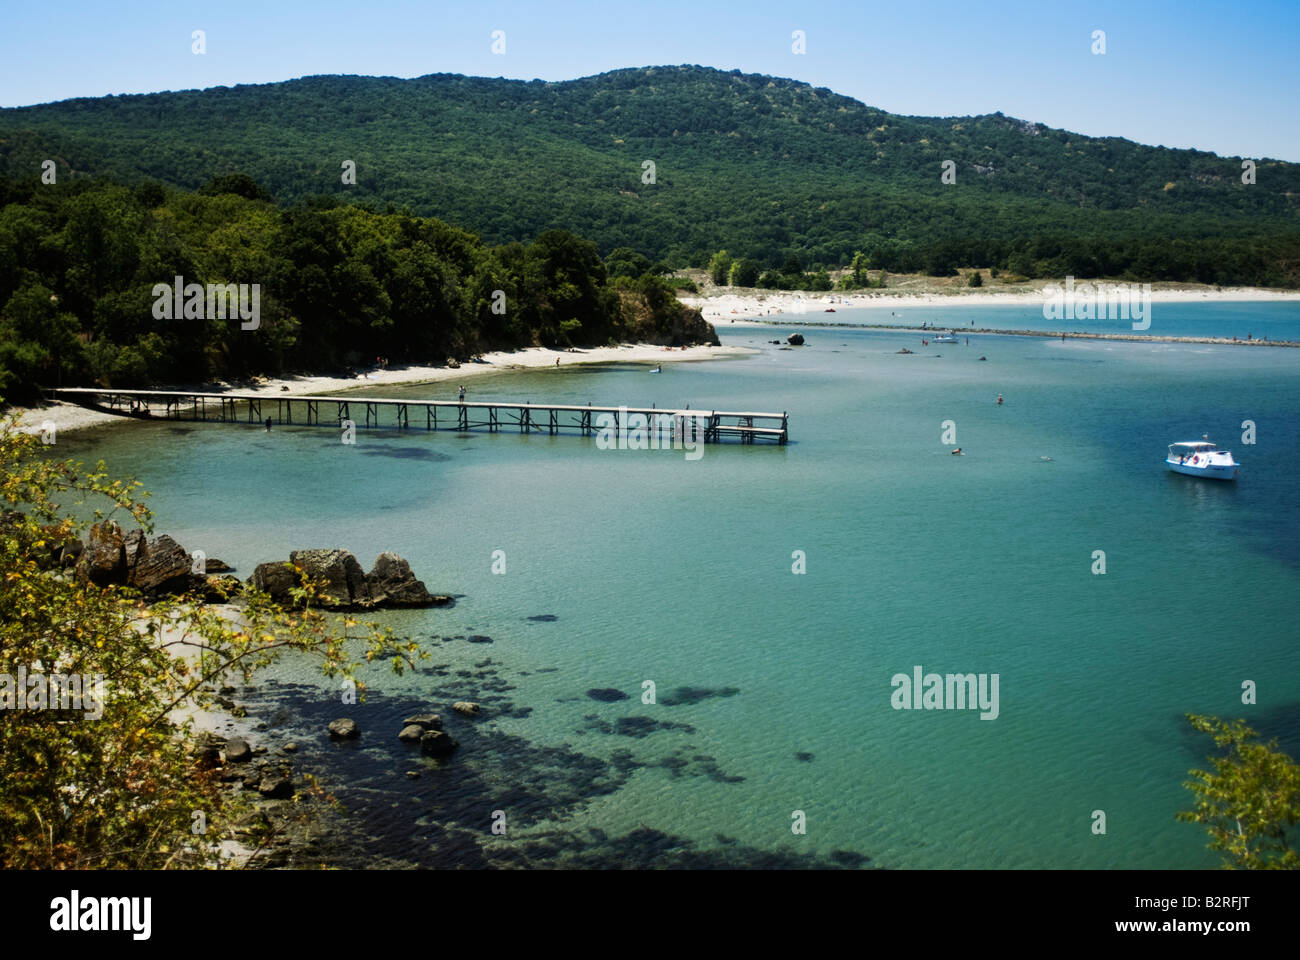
[968,270,983,287]
[707,249,733,286]
[0,419,420,868]
[850,251,871,287]
[728,258,761,288]
[1177,715,1300,869]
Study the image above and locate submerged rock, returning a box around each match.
[586,688,630,702]
[403,714,443,731]
[223,737,253,764]
[398,724,425,742]
[257,773,294,799]
[452,701,481,717]
[419,729,459,757]
[328,718,360,740]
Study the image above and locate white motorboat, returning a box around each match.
[933,333,959,343]
[1166,437,1238,480]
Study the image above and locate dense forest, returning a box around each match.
[0,173,715,405]
[0,65,1296,284]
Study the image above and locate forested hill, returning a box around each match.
[1,65,1297,282]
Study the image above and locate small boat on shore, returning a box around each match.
[1166,437,1238,480]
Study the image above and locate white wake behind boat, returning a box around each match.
[1166,437,1238,480]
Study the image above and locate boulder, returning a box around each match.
[203,558,234,573]
[126,534,194,594]
[398,725,425,743]
[446,357,461,369]
[249,561,297,602]
[289,549,371,608]
[787,333,805,345]
[59,536,84,568]
[402,714,443,731]
[223,737,253,764]
[365,552,435,607]
[419,729,459,757]
[328,718,360,740]
[257,774,294,799]
[196,575,242,602]
[76,520,126,586]
[452,701,481,717]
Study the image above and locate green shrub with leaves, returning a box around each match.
[0,415,421,868]
[1178,714,1300,869]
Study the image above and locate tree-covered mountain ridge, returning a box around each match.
[1,64,1295,273]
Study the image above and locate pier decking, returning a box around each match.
[49,388,789,445]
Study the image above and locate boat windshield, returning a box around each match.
[1169,443,1216,461]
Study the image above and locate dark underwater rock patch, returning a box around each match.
[580,714,695,738]
[362,447,450,461]
[795,751,815,763]
[526,614,558,622]
[586,687,630,702]
[660,685,741,706]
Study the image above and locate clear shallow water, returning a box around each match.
[58,304,1300,868]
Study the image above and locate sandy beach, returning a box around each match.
[681,282,1300,328]
[5,342,752,437]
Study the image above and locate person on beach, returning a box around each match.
[556,356,560,366]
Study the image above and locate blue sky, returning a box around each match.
[2,0,1297,160]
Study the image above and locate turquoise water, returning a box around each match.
[57,304,1300,868]
[751,298,1300,341]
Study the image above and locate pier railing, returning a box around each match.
[48,388,789,445]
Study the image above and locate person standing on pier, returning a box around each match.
[458,385,466,402]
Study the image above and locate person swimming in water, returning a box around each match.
[996,394,1003,405]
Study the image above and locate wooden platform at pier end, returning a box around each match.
[49,388,789,445]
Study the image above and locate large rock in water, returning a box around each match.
[125,532,194,594]
[76,521,126,586]
[365,553,435,607]
[419,729,459,758]
[289,549,371,608]
[249,561,297,601]
[328,718,360,740]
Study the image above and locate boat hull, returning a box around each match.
[1166,459,1237,480]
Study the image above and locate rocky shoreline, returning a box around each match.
[26,517,450,611]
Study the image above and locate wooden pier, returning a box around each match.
[49,388,789,445]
